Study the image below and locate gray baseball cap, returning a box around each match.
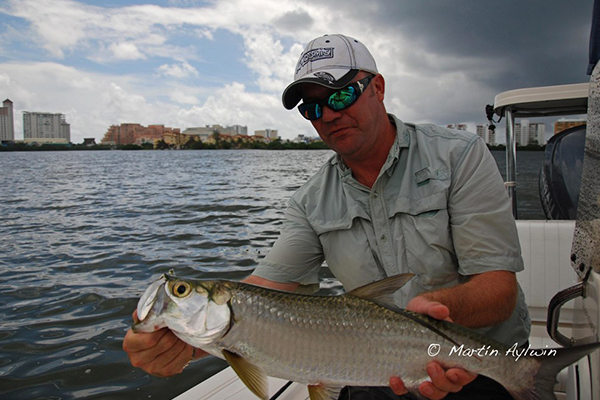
[282,34,379,110]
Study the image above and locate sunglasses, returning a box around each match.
[298,75,375,121]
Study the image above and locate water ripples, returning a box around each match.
[0,150,333,399]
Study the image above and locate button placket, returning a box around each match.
[370,181,396,275]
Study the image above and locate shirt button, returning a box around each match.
[381,235,387,242]
[372,191,378,198]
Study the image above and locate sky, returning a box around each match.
[0,0,595,144]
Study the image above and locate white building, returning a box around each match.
[183,124,248,141]
[23,112,71,143]
[228,124,248,135]
[515,120,545,146]
[0,99,14,142]
[254,129,278,140]
[476,124,496,146]
[446,124,467,131]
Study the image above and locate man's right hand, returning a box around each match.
[123,311,207,377]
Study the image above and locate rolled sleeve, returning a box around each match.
[252,198,325,285]
[448,137,524,275]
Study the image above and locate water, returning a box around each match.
[0,149,545,399]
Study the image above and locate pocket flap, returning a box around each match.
[309,203,371,235]
[391,191,448,216]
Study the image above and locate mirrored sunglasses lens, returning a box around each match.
[328,87,357,110]
[299,103,322,120]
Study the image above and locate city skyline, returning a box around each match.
[3,95,586,147]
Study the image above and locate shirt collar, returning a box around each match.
[330,113,410,178]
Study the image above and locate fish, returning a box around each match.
[132,272,600,400]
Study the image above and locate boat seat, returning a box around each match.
[515,220,577,327]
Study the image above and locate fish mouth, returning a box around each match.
[132,275,168,332]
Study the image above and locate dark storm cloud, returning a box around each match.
[324,0,594,89]
[273,10,314,32]
[300,0,594,131]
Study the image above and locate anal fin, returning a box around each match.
[222,350,268,400]
[307,384,342,400]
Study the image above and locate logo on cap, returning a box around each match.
[314,72,336,85]
[296,47,334,73]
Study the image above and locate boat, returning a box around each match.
[491,80,595,400]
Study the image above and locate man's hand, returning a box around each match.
[406,296,452,322]
[122,311,207,377]
[388,295,477,399]
[389,363,477,400]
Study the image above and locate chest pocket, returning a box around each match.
[308,204,385,291]
[389,191,459,289]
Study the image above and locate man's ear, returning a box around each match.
[372,74,385,102]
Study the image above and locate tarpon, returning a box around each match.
[133,273,600,400]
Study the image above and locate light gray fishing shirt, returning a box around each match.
[253,114,531,346]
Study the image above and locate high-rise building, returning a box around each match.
[228,125,248,135]
[254,129,278,140]
[0,99,14,142]
[476,124,496,146]
[23,112,71,144]
[554,118,586,134]
[514,120,545,146]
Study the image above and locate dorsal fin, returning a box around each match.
[347,273,414,308]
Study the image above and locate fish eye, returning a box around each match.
[172,281,192,298]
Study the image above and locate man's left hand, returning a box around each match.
[388,295,477,399]
[389,362,477,399]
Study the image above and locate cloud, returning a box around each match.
[158,62,199,79]
[0,60,309,144]
[168,91,199,105]
[109,42,146,60]
[272,9,314,33]
[0,0,594,145]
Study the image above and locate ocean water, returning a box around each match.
[0,149,545,399]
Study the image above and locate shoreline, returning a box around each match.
[0,143,546,152]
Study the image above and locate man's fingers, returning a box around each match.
[427,302,452,322]
[447,368,477,387]
[418,364,477,399]
[389,376,408,395]
[123,327,168,353]
[405,296,451,322]
[136,330,181,366]
[420,363,460,397]
[145,339,190,377]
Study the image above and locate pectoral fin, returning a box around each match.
[223,350,268,400]
[307,384,342,400]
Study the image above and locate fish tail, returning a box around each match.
[508,342,600,400]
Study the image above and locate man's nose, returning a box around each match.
[321,106,342,123]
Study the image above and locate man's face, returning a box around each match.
[299,72,383,160]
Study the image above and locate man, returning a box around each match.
[124,34,530,399]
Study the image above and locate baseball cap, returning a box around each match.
[282,34,379,110]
